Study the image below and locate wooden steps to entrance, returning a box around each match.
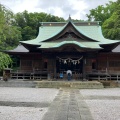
[36,81,104,89]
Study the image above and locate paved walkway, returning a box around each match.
[42,88,93,120]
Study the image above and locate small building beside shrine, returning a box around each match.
[6,18,120,80]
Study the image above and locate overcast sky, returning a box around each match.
[0,0,117,20]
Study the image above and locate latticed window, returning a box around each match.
[21,60,32,67]
[86,59,91,66]
[98,61,107,67]
[109,61,120,67]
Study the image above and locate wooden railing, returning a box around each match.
[10,69,48,80]
[10,69,120,81]
[86,70,120,81]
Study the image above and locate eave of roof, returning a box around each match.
[42,21,102,42]
[20,20,100,45]
[20,23,67,44]
[38,41,102,49]
[20,20,119,50]
[112,44,120,52]
[5,44,29,53]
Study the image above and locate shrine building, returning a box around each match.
[6,17,120,81]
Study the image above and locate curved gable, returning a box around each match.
[20,20,119,52]
[43,21,98,42]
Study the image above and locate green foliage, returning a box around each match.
[102,0,120,40]
[87,0,120,40]
[0,6,66,70]
[102,10,120,39]
[0,4,13,25]
[0,25,22,50]
[0,4,20,71]
[14,11,65,41]
[0,52,12,71]
[22,26,36,40]
[0,4,22,50]
[72,19,84,22]
[86,1,117,25]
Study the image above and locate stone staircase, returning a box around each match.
[0,79,104,89]
[0,80,37,88]
[36,81,104,89]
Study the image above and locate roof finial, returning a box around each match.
[69,14,71,21]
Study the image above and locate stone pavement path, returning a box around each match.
[42,88,93,120]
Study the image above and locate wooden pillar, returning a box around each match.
[83,58,86,80]
[47,56,54,80]
[47,58,51,80]
[47,55,56,79]
[107,54,109,72]
[53,57,56,79]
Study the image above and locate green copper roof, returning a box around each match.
[20,20,119,50]
[38,41,102,49]
[20,24,67,44]
[75,25,118,44]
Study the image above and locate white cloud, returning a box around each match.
[51,7,64,18]
[0,0,117,20]
[69,0,88,10]
[12,0,40,13]
[66,0,88,19]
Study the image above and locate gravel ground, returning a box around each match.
[0,87,59,102]
[0,87,59,120]
[80,88,120,120]
[0,87,120,120]
[0,106,48,120]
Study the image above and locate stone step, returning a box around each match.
[0,80,37,88]
[0,80,104,89]
[36,81,104,89]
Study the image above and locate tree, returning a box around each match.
[86,1,117,25]
[0,4,18,71]
[14,11,65,41]
[102,0,120,39]
[0,52,12,71]
[22,26,36,40]
[0,4,22,50]
[102,10,120,39]
[86,0,120,39]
